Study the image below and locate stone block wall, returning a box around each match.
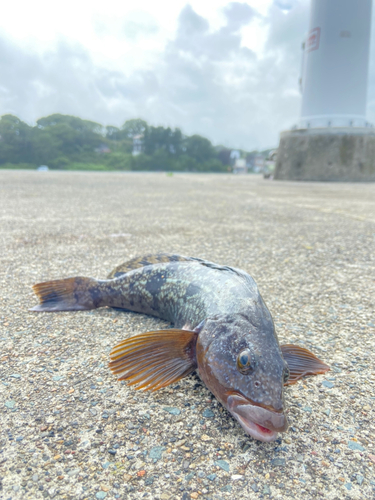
[275,129,375,181]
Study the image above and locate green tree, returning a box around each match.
[104,152,132,170]
[174,155,197,172]
[35,114,105,163]
[121,119,148,138]
[105,126,121,140]
[0,113,242,172]
[37,114,103,135]
[143,126,183,156]
[0,115,33,164]
[184,135,215,163]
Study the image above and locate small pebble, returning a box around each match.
[149,446,165,461]
[348,441,365,451]
[215,460,229,472]
[163,407,181,415]
[357,474,364,485]
[271,458,286,467]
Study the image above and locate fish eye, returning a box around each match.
[237,349,253,374]
[283,367,290,383]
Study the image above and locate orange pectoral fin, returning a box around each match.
[108,329,198,391]
[281,344,330,385]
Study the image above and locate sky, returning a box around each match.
[1,0,375,150]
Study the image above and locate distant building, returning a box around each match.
[132,135,143,156]
[95,144,111,154]
[246,153,256,170]
[233,158,248,174]
[253,154,265,173]
[246,153,265,172]
[229,150,241,165]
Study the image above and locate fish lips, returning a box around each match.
[227,394,288,442]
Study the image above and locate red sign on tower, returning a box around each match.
[306,27,321,52]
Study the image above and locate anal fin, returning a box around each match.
[109,329,198,391]
[281,344,330,385]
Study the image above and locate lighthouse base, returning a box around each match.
[275,128,375,181]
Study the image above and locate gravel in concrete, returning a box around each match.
[0,171,374,500]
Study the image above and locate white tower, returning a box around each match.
[300,0,372,129]
[275,0,375,181]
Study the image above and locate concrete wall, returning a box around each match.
[275,128,375,181]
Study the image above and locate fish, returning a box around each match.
[31,253,329,442]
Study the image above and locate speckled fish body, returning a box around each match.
[104,257,272,330]
[31,254,329,442]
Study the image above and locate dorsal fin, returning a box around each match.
[107,253,193,279]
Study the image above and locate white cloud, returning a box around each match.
[1,0,375,150]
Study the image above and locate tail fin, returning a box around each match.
[31,277,99,312]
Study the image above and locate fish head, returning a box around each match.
[196,314,289,442]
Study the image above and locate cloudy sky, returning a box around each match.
[1,0,375,149]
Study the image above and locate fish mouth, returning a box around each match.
[227,393,288,442]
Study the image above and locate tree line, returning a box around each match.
[0,114,242,172]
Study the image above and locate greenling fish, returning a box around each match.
[31,254,329,442]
